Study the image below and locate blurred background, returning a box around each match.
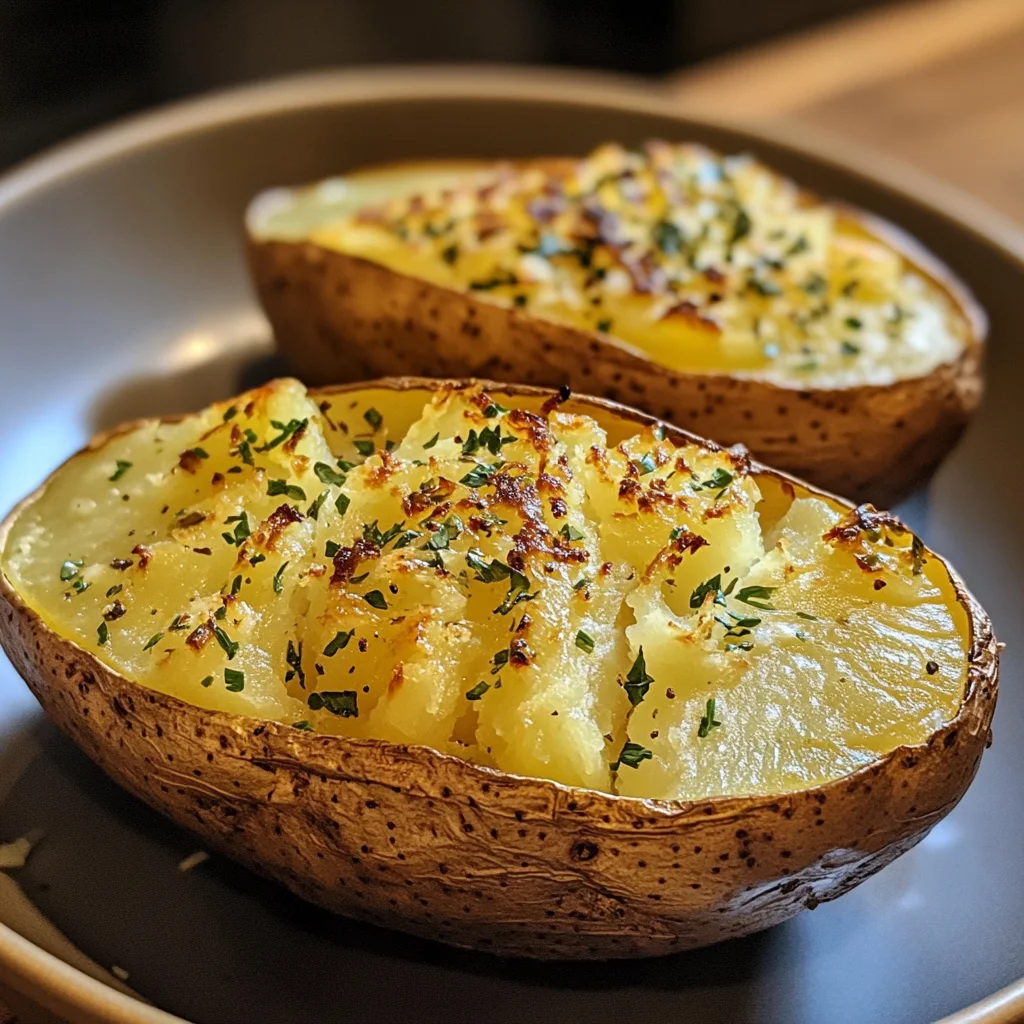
[0,0,886,169]
[1,0,1021,221]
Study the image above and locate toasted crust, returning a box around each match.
[247,184,986,508]
[0,380,999,959]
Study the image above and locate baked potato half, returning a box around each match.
[247,143,986,507]
[0,378,997,958]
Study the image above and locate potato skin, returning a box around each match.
[0,381,999,959]
[248,206,985,508]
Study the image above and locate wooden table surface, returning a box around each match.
[3,2,1021,1021]
[670,0,1024,224]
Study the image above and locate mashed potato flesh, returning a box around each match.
[4,380,967,798]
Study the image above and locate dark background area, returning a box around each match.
[0,0,893,171]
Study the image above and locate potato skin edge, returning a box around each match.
[0,379,999,960]
[247,200,985,508]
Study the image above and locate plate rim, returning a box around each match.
[0,62,1021,1024]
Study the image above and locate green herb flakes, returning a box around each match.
[143,632,164,652]
[224,668,245,692]
[314,461,346,487]
[307,690,359,718]
[109,460,132,482]
[267,479,306,502]
[323,629,355,657]
[698,697,721,738]
[575,630,595,654]
[466,681,490,700]
[273,562,288,594]
[624,647,653,706]
[364,590,388,610]
[612,742,653,771]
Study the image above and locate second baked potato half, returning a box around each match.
[246,143,985,506]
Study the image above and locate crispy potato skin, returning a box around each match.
[248,206,985,508]
[0,381,999,959]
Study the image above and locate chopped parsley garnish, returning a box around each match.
[469,273,519,291]
[466,681,490,700]
[698,697,721,738]
[213,625,239,660]
[596,318,613,333]
[285,640,306,689]
[840,340,861,357]
[735,585,776,610]
[60,559,84,582]
[611,742,653,771]
[106,584,123,598]
[422,432,440,450]
[273,562,288,594]
[482,402,509,418]
[363,520,406,548]
[802,273,827,296]
[423,521,456,551]
[230,574,243,596]
[224,668,245,692]
[335,493,351,517]
[292,720,314,731]
[573,577,592,591]
[700,468,734,494]
[690,574,726,609]
[575,630,595,654]
[71,579,90,594]
[214,605,227,620]
[306,491,329,520]
[200,675,214,688]
[748,277,782,297]
[623,647,654,706]
[257,418,307,452]
[786,235,809,256]
[325,540,340,558]
[363,407,383,430]
[559,524,585,542]
[636,453,657,476]
[393,529,421,549]
[653,425,667,441]
[222,405,237,422]
[495,570,536,615]
[460,463,499,488]
[652,219,683,255]
[353,439,376,457]
[314,461,346,486]
[267,479,306,502]
[441,244,459,265]
[467,549,512,583]
[169,614,189,631]
[109,460,132,482]
[323,629,355,657]
[221,513,250,547]
[363,590,388,610]
[797,611,818,621]
[143,632,164,652]
[97,622,109,646]
[307,690,359,717]
[730,207,752,245]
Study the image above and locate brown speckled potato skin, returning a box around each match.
[247,211,985,508]
[0,382,999,959]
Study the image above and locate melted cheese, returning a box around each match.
[255,143,968,387]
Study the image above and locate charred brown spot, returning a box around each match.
[131,544,153,570]
[403,477,457,518]
[178,450,203,474]
[509,636,535,668]
[331,538,380,585]
[549,496,568,519]
[186,621,214,651]
[176,511,207,528]
[110,558,133,571]
[103,601,127,622]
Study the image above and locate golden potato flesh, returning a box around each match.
[251,143,970,388]
[3,379,967,799]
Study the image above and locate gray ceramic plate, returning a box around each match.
[0,68,1022,1024]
